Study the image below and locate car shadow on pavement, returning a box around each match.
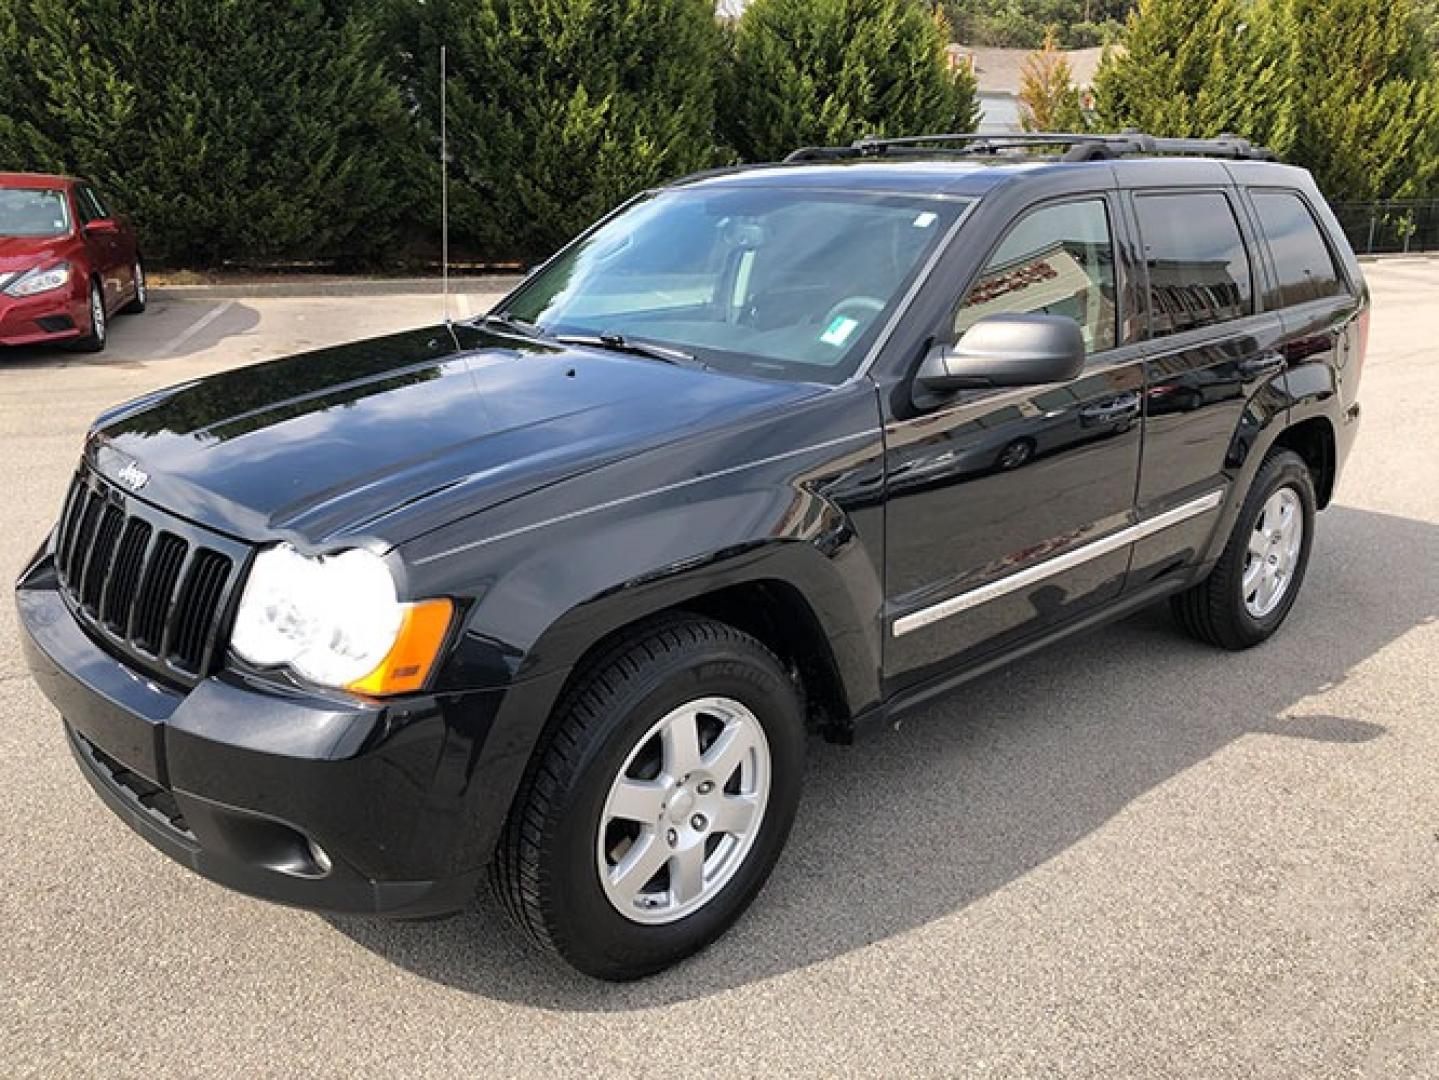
[0,299,259,369]
[329,504,1435,1008]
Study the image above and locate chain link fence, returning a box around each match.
[1332,199,1439,255]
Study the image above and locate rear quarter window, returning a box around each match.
[1251,190,1346,307]
[1134,192,1253,337]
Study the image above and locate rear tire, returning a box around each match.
[121,259,146,314]
[1171,449,1316,650]
[491,615,805,980]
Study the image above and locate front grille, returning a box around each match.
[54,467,250,687]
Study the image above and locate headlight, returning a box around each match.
[231,544,453,695]
[5,262,71,297]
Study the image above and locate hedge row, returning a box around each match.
[0,0,976,268]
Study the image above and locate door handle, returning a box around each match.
[1239,353,1287,379]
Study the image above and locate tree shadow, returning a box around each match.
[0,299,260,369]
[329,504,1433,1009]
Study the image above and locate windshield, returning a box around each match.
[0,188,70,238]
[501,187,967,384]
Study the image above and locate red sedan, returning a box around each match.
[0,173,145,353]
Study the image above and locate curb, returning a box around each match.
[149,276,523,300]
[1357,253,1439,263]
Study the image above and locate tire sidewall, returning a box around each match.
[543,644,804,979]
[88,279,107,345]
[1230,453,1316,639]
[129,259,147,311]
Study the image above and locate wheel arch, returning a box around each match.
[516,547,874,740]
[451,558,870,872]
[1271,415,1337,509]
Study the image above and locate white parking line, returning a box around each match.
[165,301,234,356]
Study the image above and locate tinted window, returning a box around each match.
[955,198,1117,352]
[85,187,109,218]
[1136,192,1252,337]
[1252,190,1344,307]
[72,188,97,225]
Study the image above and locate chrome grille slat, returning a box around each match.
[53,469,247,687]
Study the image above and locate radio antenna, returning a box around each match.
[440,44,450,324]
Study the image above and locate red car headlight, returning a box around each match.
[4,262,71,298]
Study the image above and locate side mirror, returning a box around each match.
[84,218,118,236]
[917,314,1086,393]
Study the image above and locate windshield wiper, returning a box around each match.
[477,312,545,338]
[554,332,704,368]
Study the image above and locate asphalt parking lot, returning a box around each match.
[2,264,1437,1078]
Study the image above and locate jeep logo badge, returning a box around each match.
[116,461,149,491]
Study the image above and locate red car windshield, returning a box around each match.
[0,188,70,238]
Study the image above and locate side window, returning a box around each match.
[1135,192,1253,337]
[954,198,1118,353]
[72,188,97,226]
[81,186,109,220]
[1252,190,1345,307]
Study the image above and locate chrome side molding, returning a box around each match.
[892,489,1226,637]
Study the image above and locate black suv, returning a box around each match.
[17,133,1367,980]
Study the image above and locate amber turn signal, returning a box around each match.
[346,598,454,696]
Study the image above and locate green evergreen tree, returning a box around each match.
[1276,0,1439,200]
[1093,0,1246,134]
[720,0,979,163]
[1096,0,1439,200]
[388,0,726,264]
[0,0,414,267]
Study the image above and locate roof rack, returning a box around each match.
[783,131,1276,164]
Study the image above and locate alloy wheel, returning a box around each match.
[1243,486,1303,618]
[596,696,771,925]
[90,285,105,342]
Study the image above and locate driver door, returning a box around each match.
[73,184,123,310]
[882,194,1147,689]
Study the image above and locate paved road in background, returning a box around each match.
[2,267,1436,1078]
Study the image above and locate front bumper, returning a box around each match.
[18,551,492,918]
[0,286,86,347]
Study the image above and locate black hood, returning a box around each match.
[85,324,818,548]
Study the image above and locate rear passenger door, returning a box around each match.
[1125,187,1290,588]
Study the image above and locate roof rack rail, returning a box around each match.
[782,131,1277,164]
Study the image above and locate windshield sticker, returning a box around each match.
[913,211,938,228]
[820,315,860,346]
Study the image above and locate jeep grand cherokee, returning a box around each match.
[17,133,1367,980]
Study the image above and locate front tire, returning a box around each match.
[1171,449,1316,650]
[997,437,1035,470]
[73,278,107,352]
[492,615,805,980]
